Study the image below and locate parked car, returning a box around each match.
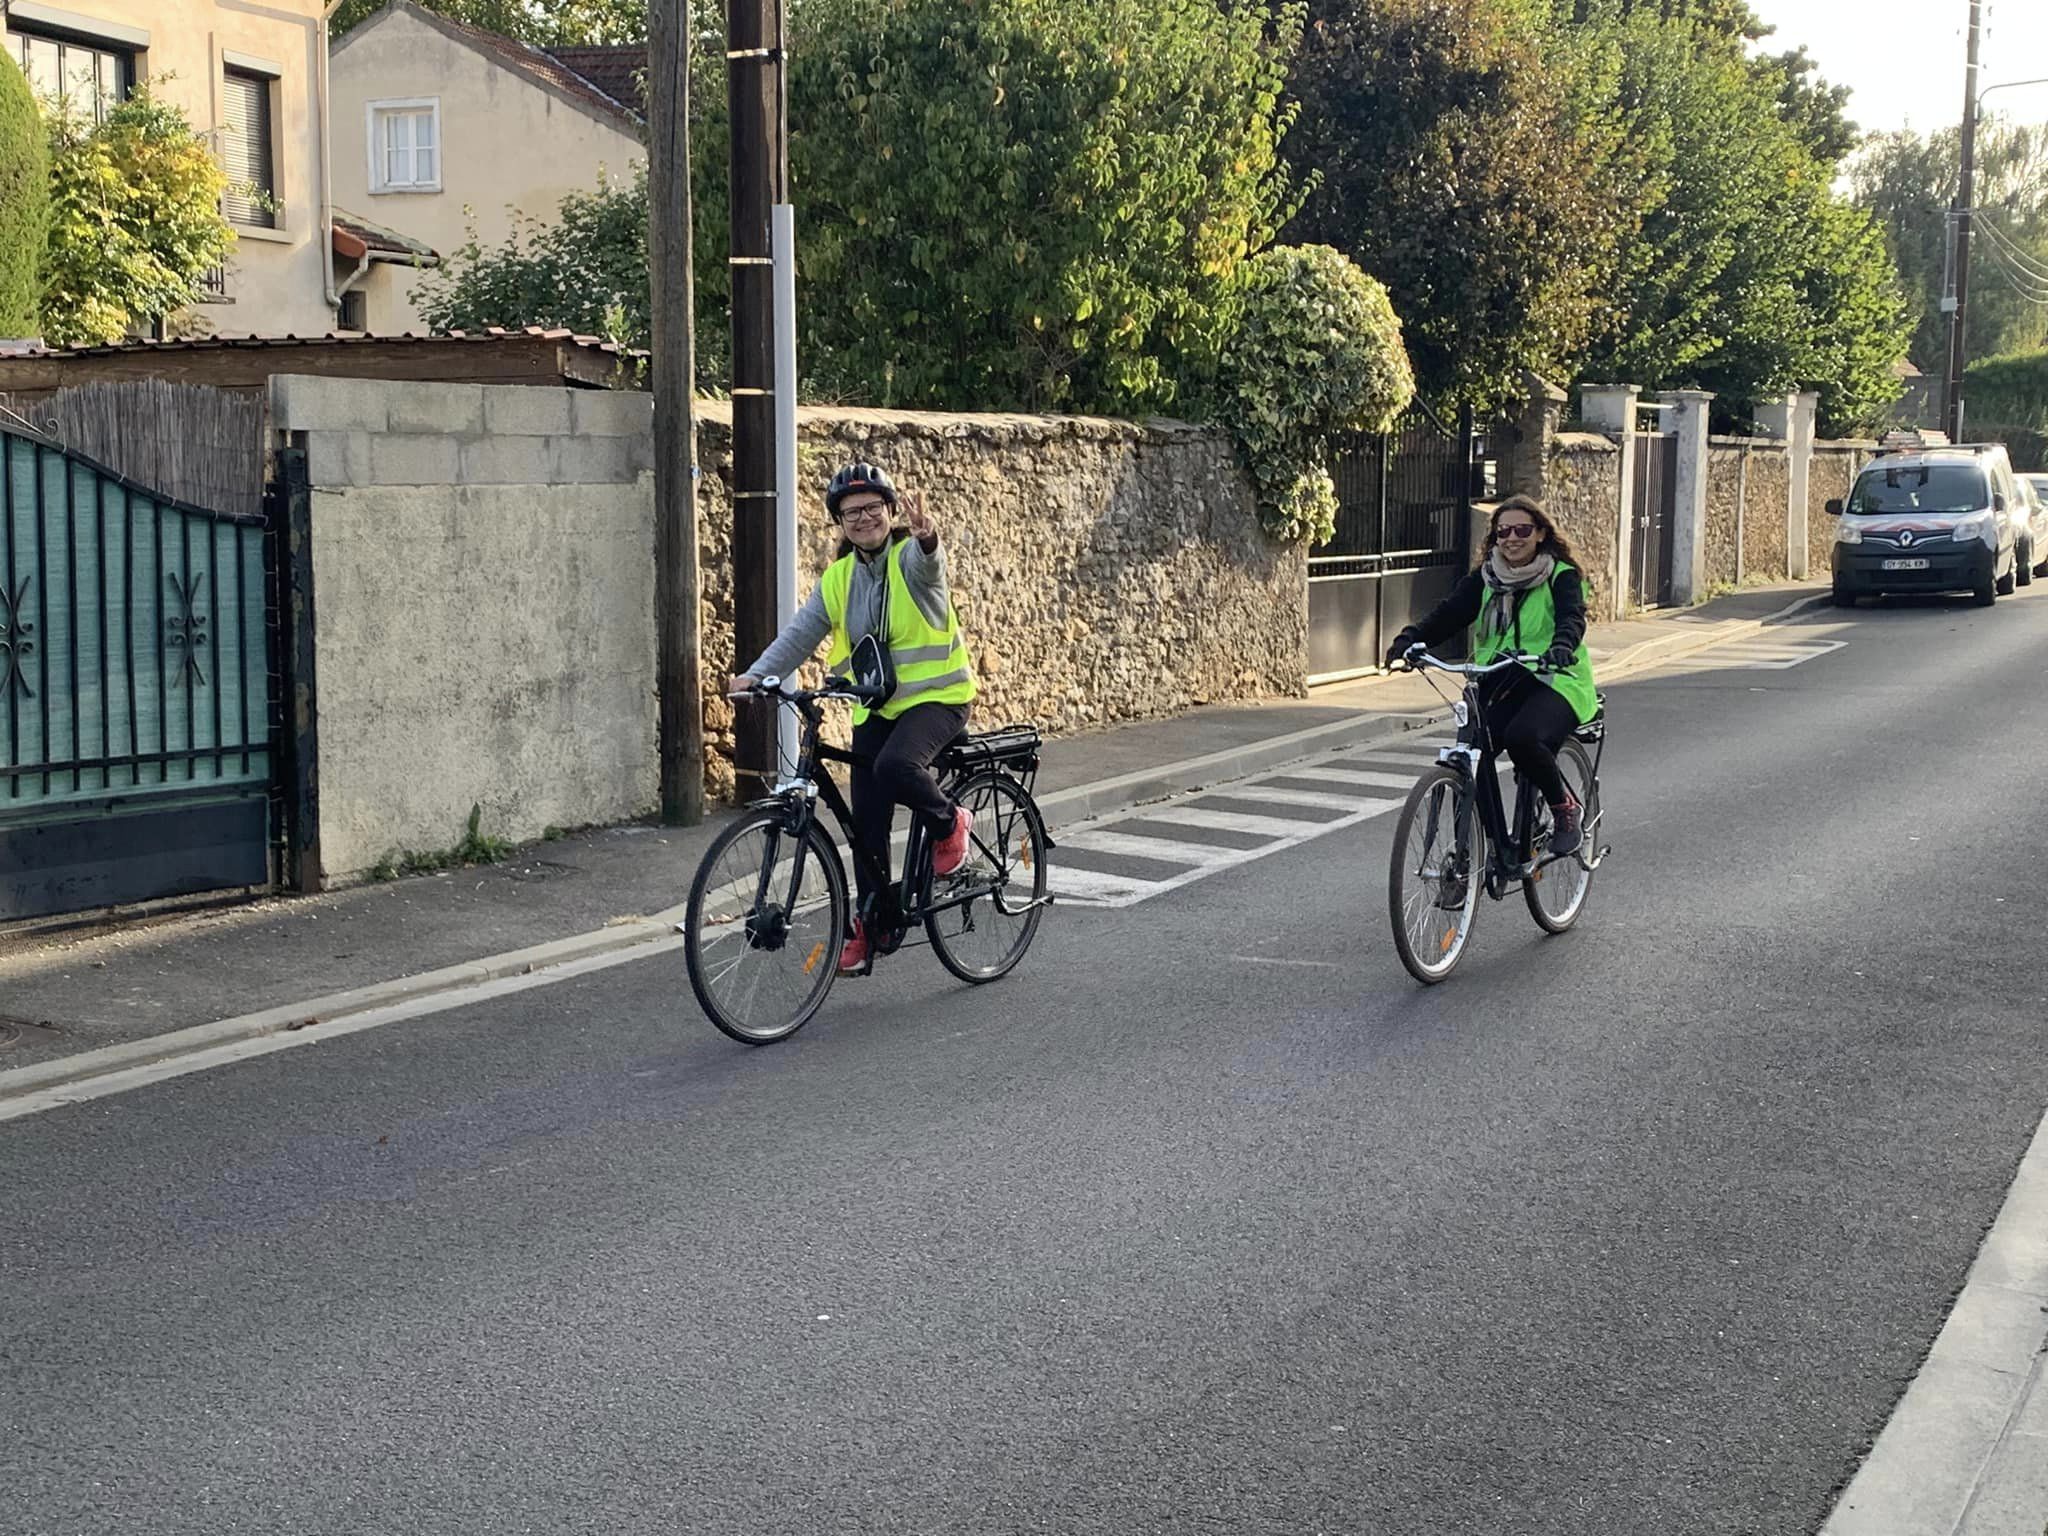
[2025,474,2048,577]
[1828,442,2025,607]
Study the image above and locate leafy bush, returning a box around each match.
[1214,244,1415,543]
[0,53,47,337]
[39,89,235,347]
[1965,350,2048,430]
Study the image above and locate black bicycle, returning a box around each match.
[682,675,1052,1044]
[1386,648,1609,984]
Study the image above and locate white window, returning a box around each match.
[369,99,439,192]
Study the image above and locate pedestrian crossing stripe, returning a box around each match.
[1047,740,1450,908]
[1674,636,1847,671]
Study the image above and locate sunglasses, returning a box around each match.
[1494,522,1539,540]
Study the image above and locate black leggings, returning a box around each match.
[1481,669,1577,806]
[849,701,970,907]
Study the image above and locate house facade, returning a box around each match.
[327,0,645,335]
[3,0,337,336]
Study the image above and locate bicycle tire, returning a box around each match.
[926,771,1049,984]
[1389,763,1481,985]
[684,809,848,1045]
[1524,740,1598,935]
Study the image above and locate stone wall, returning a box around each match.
[1742,449,1790,583]
[1706,438,1792,586]
[1545,434,1622,622]
[1810,443,1874,578]
[692,403,1304,797]
[272,377,1302,878]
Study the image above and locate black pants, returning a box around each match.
[1480,668,1577,806]
[849,701,970,909]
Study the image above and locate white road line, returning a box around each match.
[1042,864,1160,902]
[1058,829,1245,864]
[1240,786,1381,811]
[1266,767,1419,792]
[0,934,687,1124]
[1130,805,1347,839]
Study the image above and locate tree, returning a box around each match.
[1754,45,1858,166]
[1850,118,2048,371]
[1283,0,1640,413]
[0,52,47,338]
[1963,349,2048,429]
[38,90,236,347]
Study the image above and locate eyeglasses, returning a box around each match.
[836,501,890,522]
[1495,522,1538,539]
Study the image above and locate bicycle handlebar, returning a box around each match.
[1397,646,1552,677]
[728,674,887,707]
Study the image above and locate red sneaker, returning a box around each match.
[932,806,975,878]
[837,920,870,975]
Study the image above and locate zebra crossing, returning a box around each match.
[1654,634,1847,671]
[1047,737,1450,908]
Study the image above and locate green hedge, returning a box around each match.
[1965,350,2048,432]
[0,53,47,338]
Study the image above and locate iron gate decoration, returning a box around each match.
[1631,428,1678,609]
[1309,402,1477,682]
[0,423,279,920]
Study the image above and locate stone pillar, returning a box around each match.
[1504,371,1567,501]
[1662,390,1714,605]
[1580,384,1639,613]
[1755,391,1817,580]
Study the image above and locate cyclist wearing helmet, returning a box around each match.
[731,461,978,974]
[1384,494,1598,856]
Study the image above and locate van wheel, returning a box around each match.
[1975,578,1998,606]
[1996,560,2017,597]
[1831,584,1857,608]
[2019,541,2035,587]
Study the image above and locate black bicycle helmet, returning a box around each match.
[825,461,898,519]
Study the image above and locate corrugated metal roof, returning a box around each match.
[6,327,643,361]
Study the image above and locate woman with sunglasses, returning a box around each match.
[730,461,977,974]
[1384,494,1599,856]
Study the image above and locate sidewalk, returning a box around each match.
[0,580,1823,1081]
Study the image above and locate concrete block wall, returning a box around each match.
[271,375,658,881]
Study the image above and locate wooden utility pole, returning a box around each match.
[650,0,705,825]
[1943,0,1982,440]
[728,0,783,794]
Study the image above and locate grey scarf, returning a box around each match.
[1481,548,1555,641]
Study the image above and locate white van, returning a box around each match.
[1828,443,2025,607]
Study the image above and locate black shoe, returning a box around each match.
[1548,797,1583,857]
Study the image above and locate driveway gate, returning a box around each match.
[0,424,279,920]
[1630,429,1678,609]
[1309,404,1475,682]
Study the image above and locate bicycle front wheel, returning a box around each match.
[926,771,1048,983]
[1389,764,1481,984]
[1525,740,1599,935]
[684,810,848,1044]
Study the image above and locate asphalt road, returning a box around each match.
[8,588,2048,1536]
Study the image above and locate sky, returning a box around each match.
[1748,0,2048,139]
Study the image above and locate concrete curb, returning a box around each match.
[0,594,1828,1110]
[1817,1105,2048,1536]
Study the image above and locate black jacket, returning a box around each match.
[1396,564,1588,660]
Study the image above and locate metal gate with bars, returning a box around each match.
[1630,428,1678,609]
[1309,404,1476,682]
[0,424,280,920]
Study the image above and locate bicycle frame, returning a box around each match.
[1404,649,1591,896]
[739,679,1036,962]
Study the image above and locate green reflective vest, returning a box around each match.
[821,538,977,725]
[1471,561,1600,724]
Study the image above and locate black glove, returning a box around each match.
[1385,630,1420,669]
[1539,644,1575,672]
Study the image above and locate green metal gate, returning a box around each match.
[0,424,278,920]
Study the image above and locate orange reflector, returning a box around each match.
[1019,843,1033,870]
[803,942,826,975]
[1439,929,1455,955]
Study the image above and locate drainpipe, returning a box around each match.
[317,2,342,316]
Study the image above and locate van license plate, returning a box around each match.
[1881,558,1931,571]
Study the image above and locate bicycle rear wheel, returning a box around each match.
[684,810,848,1044]
[1524,740,1598,935]
[1389,764,1481,984]
[926,771,1048,983]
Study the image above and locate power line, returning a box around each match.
[1974,212,2048,282]
[1976,240,2048,303]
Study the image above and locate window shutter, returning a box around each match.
[221,71,276,228]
